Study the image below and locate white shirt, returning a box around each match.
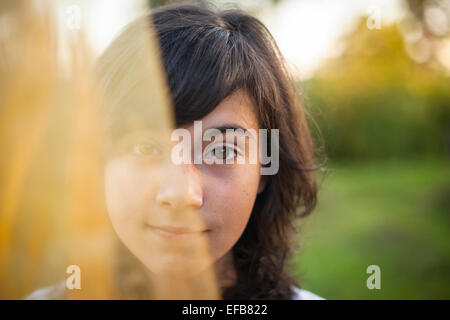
[291,287,325,300]
[25,283,324,300]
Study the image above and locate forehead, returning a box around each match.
[181,90,259,131]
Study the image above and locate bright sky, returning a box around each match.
[54,0,406,79]
[260,0,405,79]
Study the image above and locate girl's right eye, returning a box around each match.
[132,142,162,157]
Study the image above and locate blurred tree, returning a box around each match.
[149,0,203,7]
[401,0,450,69]
[148,0,281,9]
[305,18,450,161]
[405,0,450,37]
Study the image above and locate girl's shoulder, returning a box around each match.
[24,282,66,300]
[291,286,325,300]
[25,283,325,300]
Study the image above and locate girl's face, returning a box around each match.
[104,91,265,277]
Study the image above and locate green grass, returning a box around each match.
[290,158,450,299]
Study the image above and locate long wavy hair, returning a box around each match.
[97,3,320,299]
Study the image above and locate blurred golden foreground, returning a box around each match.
[0,1,219,299]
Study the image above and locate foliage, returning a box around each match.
[304,19,450,162]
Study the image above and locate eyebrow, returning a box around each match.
[206,124,256,141]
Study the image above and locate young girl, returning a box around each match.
[27,3,323,300]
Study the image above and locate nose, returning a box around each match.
[155,163,203,210]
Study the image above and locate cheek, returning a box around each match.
[204,165,261,260]
[104,159,152,233]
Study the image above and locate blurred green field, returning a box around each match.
[291,158,450,299]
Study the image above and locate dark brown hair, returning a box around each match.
[99,2,319,299]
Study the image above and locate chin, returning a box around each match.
[142,251,215,278]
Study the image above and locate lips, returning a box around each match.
[146,224,208,238]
